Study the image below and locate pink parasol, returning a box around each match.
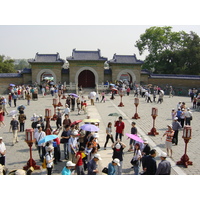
[71,120,83,126]
[126,133,144,143]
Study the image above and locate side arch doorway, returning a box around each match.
[36,69,57,85]
[78,70,95,87]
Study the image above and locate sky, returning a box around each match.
[1,0,200,62]
[0,25,200,61]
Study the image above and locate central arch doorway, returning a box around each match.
[78,70,95,87]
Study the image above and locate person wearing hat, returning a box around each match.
[185,108,193,126]
[0,137,6,166]
[172,117,182,145]
[111,139,126,175]
[155,152,171,175]
[61,161,76,175]
[34,124,46,161]
[87,153,102,175]
[141,139,151,170]
[9,116,19,146]
[107,158,120,175]
[45,145,54,175]
[162,125,174,158]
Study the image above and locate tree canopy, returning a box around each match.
[0,55,15,73]
[135,26,200,75]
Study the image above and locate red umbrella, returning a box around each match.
[71,120,83,126]
[126,133,144,143]
[112,88,118,91]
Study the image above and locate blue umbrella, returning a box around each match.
[38,135,58,145]
[10,84,15,87]
[80,124,99,132]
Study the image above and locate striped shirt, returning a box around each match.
[165,130,174,142]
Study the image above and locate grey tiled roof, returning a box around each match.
[150,74,200,80]
[28,53,65,63]
[67,49,107,61]
[108,54,144,64]
[0,73,22,78]
[21,68,32,74]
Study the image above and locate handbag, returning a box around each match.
[130,158,139,166]
[102,167,108,174]
[60,138,65,144]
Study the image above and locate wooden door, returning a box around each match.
[78,70,95,87]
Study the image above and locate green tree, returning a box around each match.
[0,55,15,73]
[135,26,193,74]
[14,59,31,70]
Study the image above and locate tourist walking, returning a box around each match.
[104,122,114,150]
[61,125,71,160]
[18,111,26,132]
[75,146,85,175]
[0,108,6,128]
[87,153,102,175]
[172,117,182,145]
[155,152,171,175]
[131,143,142,175]
[114,116,125,141]
[34,124,46,161]
[9,116,19,146]
[185,108,192,126]
[128,121,137,152]
[0,137,6,166]
[12,93,17,107]
[45,145,54,175]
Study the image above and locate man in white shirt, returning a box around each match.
[34,125,46,162]
[63,104,70,116]
[185,108,192,126]
[0,137,6,166]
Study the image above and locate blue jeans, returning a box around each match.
[133,164,140,175]
[63,143,69,159]
[114,161,123,175]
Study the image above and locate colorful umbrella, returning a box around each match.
[38,135,58,145]
[69,93,79,98]
[80,124,99,132]
[71,120,83,125]
[83,119,100,123]
[126,133,144,143]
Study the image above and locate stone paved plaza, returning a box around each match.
[0,90,199,175]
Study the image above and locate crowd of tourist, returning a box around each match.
[0,82,199,175]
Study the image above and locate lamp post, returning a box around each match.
[51,98,58,121]
[118,88,125,107]
[23,129,40,170]
[45,108,52,135]
[177,125,193,168]
[132,98,140,119]
[148,107,159,136]
[57,89,63,107]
